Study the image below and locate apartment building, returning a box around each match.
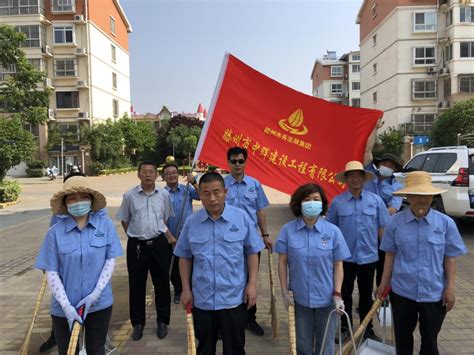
[0,0,132,172]
[310,50,361,107]
[356,0,474,152]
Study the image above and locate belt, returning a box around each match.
[130,234,164,246]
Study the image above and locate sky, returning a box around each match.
[120,0,362,114]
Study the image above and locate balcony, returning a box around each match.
[399,122,433,136]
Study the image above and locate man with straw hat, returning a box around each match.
[35,176,123,354]
[326,161,390,343]
[376,171,467,355]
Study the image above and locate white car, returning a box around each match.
[396,146,474,219]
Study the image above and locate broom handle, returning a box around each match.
[186,303,196,355]
[67,306,84,355]
[19,273,47,355]
[288,292,297,355]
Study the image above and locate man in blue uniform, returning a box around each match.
[377,171,467,355]
[326,161,389,342]
[223,146,270,336]
[163,163,200,304]
[174,172,264,355]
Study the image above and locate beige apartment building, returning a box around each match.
[356,0,474,150]
[311,50,361,107]
[1,0,132,174]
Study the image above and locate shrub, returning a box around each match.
[0,180,21,203]
[88,161,105,176]
[27,159,47,169]
[26,168,44,177]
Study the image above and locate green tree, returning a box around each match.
[373,126,404,159]
[0,117,36,181]
[0,24,49,125]
[166,124,202,160]
[117,116,156,164]
[88,119,128,168]
[430,99,474,147]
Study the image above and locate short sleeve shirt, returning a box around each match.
[364,164,403,211]
[165,184,199,236]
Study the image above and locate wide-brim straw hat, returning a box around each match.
[335,161,375,183]
[50,176,106,215]
[393,171,447,196]
[374,153,403,172]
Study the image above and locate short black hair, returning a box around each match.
[289,183,328,217]
[227,146,248,161]
[162,163,179,174]
[63,171,86,182]
[138,161,157,171]
[199,172,225,189]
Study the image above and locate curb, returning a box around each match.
[0,199,19,209]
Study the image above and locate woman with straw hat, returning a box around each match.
[376,171,467,355]
[274,183,350,355]
[35,176,123,355]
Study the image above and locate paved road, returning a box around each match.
[0,174,472,354]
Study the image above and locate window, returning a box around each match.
[331,66,343,77]
[112,99,119,118]
[444,78,451,98]
[443,44,452,64]
[412,79,436,99]
[405,154,427,171]
[412,114,435,134]
[112,72,117,90]
[330,83,343,94]
[460,42,474,58]
[373,92,377,102]
[371,3,377,18]
[435,153,457,173]
[16,25,41,47]
[28,58,42,72]
[413,11,437,31]
[352,82,360,91]
[459,75,474,93]
[56,91,79,109]
[0,64,16,81]
[111,45,116,63]
[23,123,39,139]
[58,123,79,140]
[54,26,75,44]
[51,0,75,12]
[460,6,474,23]
[352,98,360,107]
[422,154,440,172]
[372,63,377,74]
[446,9,453,27]
[54,59,76,77]
[413,47,436,65]
[372,34,377,46]
[0,0,41,15]
[352,64,360,73]
[110,16,116,35]
[352,54,360,61]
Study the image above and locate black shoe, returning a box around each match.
[39,332,56,352]
[247,319,264,336]
[364,329,382,342]
[173,293,181,304]
[132,324,144,341]
[157,323,168,339]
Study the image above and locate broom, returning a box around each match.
[19,273,48,355]
[67,306,85,355]
[186,303,196,355]
[288,291,297,355]
[341,286,391,355]
[267,250,279,339]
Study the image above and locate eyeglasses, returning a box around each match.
[230,159,245,165]
[164,172,178,177]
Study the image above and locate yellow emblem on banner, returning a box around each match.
[278,109,308,136]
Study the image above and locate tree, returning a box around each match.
[430,99,474,147]
[117,116,156,164]
[88,119,127,168]
[166,124,201,160]
[0,24,49,125]
[373,126,404,159]
[0,117,36,182]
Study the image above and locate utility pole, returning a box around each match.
[61,138,64,176]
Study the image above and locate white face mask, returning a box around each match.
[379,165,394,177]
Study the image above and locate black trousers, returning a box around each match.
[391,291,446,355]
[375,241,385,287]
[246,251,261,322]
[193,303,247,355]
[127,235,170,326]
[169,245,182,295]
[52,306,112,355]
[341,261,376,331]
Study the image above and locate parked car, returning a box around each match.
[395,146,474,219]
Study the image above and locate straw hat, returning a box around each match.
[335,161,375,183]
[50,176,106,215]
[393,171,447,196]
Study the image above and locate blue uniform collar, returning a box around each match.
[164,184,182,192]
[344,189,366,201]
[199,204,231,222]
[295,217,323,232]
[405,208,434,224]
[137,184,159,194]
[65,213,98,232]
[228,174,250,185]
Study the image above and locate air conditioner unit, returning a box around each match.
[439,101,450,108]
[78,112,89,119]
[43,78,53,88]
[76,48,87,56]
[77,80,88,88]
[337,93,344,98]
[74,14,84,22]
[48,108,55,120]
[427,66,436,74]
[41,45,52,56]
[439,67,449,75]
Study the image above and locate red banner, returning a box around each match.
[195,54,383,200]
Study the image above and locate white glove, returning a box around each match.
[63,304,83,331]
[333,296,345,314]
[281,290,294,311]
[76,288,102,320]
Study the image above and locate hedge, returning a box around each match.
[26,168,44,177]
[0,180,21,203]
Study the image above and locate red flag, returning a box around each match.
[195,54,382,200]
